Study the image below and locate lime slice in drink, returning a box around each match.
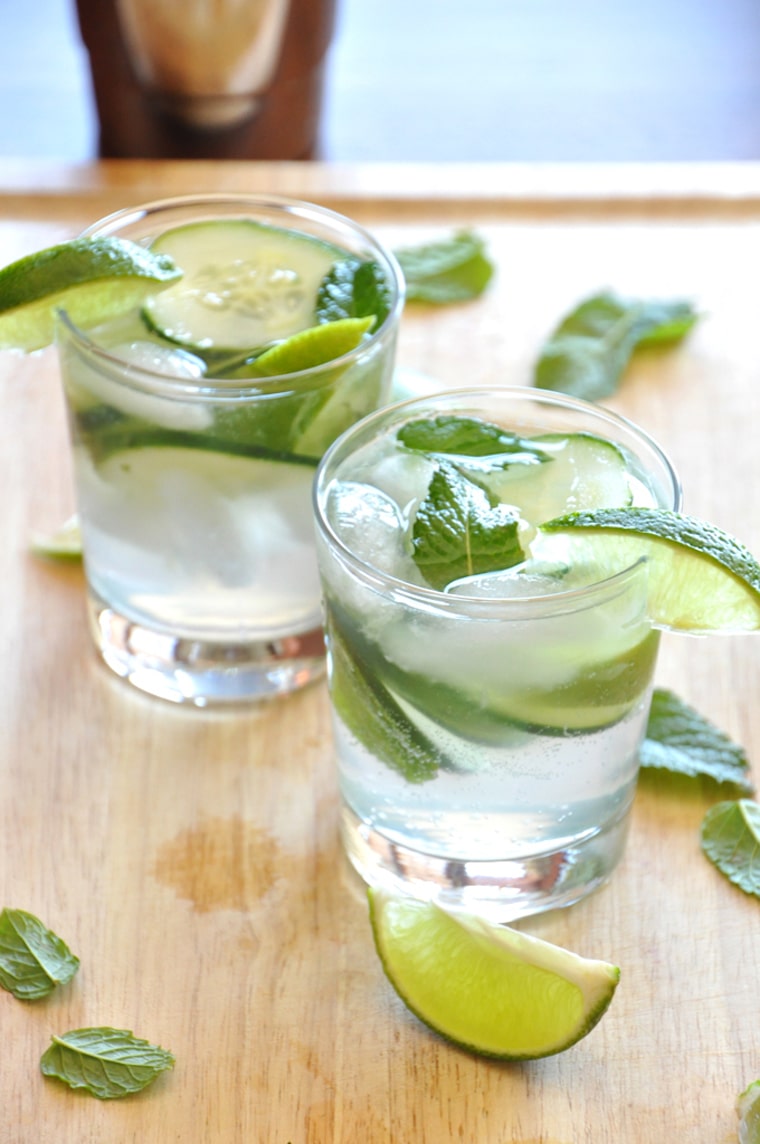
[369,889,620,1059]
[738,1080,760,1144]
[30,515,82,560]
[539,507,760,632]
[0,237,181,352]
[230,315,375,378]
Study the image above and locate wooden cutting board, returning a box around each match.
[1,160,759,1143]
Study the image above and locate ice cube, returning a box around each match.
[348,447,436,523]
[326,480,420,580]
[446,561,573,599]
[112,340,207,380]
[91,340,212,430]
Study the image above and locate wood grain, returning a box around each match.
[1,161,758,1144]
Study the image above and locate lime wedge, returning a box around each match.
[738,1080,760,1144]
[369,889,620,1059]
[243,316,375,378]
[0,237,181,352]
[539,507,760,632]
[30,515,82,560]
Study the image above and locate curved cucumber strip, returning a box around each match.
[73,406,319,469]
[328,599,658,741]
[89,449,316,556]
[327,617,444,784]
[143,220,345,353]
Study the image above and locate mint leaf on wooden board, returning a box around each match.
[700,800,760,897]
[40,1027,175,1100]
[640,688,754,792]
[316,258,392,328]
[0,908,79,1000]
[398,414,550,465]
[394,230,494,303]
[411,462,524,591]
[534,291,699,402]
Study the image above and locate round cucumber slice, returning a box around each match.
[481,432,636,526]
[329,597,658,743]
[142,220,345,353]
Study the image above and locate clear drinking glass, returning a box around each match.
[313,387,681,920]
[56,194,404,706]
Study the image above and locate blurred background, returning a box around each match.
[2,0,760,161]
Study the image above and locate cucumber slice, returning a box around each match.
[326,617,444,784]
[142,220,345,353]
[480,432,635,525]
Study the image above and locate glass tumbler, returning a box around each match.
[56,193,404,706]
[313,387,680,920]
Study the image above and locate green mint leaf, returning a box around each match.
[534,291,699,401]
[398,414,549,465]
[40,1027,175,1100]
[316,258,392,327]
[0,908,79,1000]
[640,688,754,792]
[394,230,494,303]
[700,800,760,897]
[411,462,525,591]
[326,611,442,783]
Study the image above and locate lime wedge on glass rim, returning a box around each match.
[369,889,619,1059]
[538,507,760,632]
[0,237,181,352]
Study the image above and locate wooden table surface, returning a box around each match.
[2,161,760,1144]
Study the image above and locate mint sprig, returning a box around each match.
[0,908,79,1001]
[534,291,699,402]
[411,462,524,591]
[40,1027,175,1100]
[641,688,754,792]
[394,230,494,303]
[700,800,760,898]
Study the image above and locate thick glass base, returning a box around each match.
[340,804,631,922]
[88,593,326,706]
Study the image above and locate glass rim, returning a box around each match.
[58,191,405,397]
[313,384,683,616]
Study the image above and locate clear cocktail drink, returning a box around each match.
[313,388,680,919]
[56,194,404,705]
